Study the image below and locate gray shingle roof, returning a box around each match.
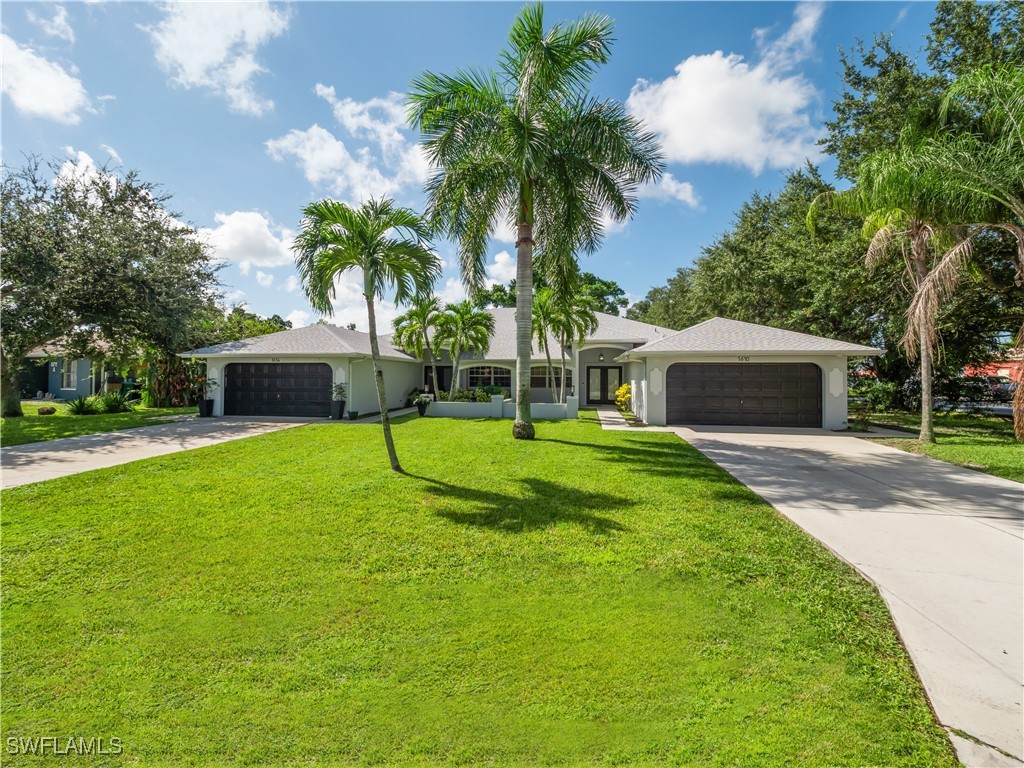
[623,317,882,356]
[179,323,416,361]
[179,308,673,363]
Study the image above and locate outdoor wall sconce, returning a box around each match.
[598,353,605,361]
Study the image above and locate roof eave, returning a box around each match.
[618,348,884,360]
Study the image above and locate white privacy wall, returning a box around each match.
[637,354,851,429]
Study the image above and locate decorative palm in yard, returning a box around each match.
[552,288,599,403]
[393,296,444,396]
[409,3,663,439]
[433,301,495,399]
[293,197,440,472]
[531,287,559,396]
[809,147,974,444]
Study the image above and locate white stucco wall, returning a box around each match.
[348,358,421,417]
[576,345,633,406]
[635,354,851,430]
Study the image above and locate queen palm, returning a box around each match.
[434,301,495,398]
[393,296,444,396]
[409,3,663,439]
[293,198,440,472]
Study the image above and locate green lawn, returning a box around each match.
[863,410,1023,483]
[0,402,195,447]
[0,415,956,766]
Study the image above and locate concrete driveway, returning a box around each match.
[673,426,1023,768]
[1,417,305,489]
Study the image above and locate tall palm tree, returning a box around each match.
[908,66,1024,438]
[393,295,444,396]
[552,288,598,403]
[433,301,495,398]
[409,3,663,439]
[531,287,558,397]
[808,147,971,443]
[293,198,440,472]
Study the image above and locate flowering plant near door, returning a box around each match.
[615,383,631,413]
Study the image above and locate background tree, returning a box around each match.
[410,2,663,439]
[393,296,444,395]
[475,271,627,315]
[0,157,217,417]
[433,301,495,398]
[293,198,439,473]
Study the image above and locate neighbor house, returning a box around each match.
[22,342,119,399]
[179,310,880,429]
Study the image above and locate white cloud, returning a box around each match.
[255,270,274,287]
[626,2,823,174]
[100,143,122,164]
[200,210,294,275]
[285,309,311,328]
[223,289,247,305]
[27,6,75,43]
[637,173,700,208]
[144,1,289,116]
[284,275,300,293]
[437,277,468,305]
[484,250,517,287]
[266,87,429,204]
[0,34,90,124]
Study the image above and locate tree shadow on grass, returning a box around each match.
[404,474,631,535]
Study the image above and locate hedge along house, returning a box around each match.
[617,318,882,430]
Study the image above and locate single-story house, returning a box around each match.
[22,343,118,399]
[179,310,880,429]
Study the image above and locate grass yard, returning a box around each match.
[0,402,195,447]
[0,415,956,767]
[864,410,1023,483]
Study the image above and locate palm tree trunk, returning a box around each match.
[513,215,535,439]
[912,230,935,444]
[365,295,402,472]
[543,340,555,403]
[559,340,568,404]
[449,356,459,399]
[424,335,441,396]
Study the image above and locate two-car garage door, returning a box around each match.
[666,362,822,427]
[224,363,332,417]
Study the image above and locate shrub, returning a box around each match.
[66,396,100,415]
[474,389,492,402]
[477,384,507,398]
[405,387,421,407]
[98,390,135,413]
[615,383,631,412]
[450,388,474,402]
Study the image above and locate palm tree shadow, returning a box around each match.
[405,474,630,535]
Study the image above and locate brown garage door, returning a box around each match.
[224,362,332,417]
[666,363,821,427]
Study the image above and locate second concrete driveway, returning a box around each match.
[674,426,1024,767]
[1,418,305,489]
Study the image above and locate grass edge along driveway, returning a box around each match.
[0,416,957,767]
[0,403,195,447]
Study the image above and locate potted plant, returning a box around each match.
[331,383,347,420]
[414,393,432,416]
[198,376,217,418]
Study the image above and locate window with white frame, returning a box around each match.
[61,359,76,389]
[530,366,572,388]
[467,366,512,389]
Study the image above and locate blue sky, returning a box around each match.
[2,1,937,331]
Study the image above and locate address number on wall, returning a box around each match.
[271,357,281,362]
[737,356,750,362]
